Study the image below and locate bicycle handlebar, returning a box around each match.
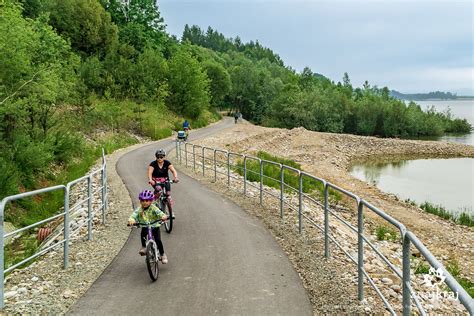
[149,179,179,186]
[127,218,166,227]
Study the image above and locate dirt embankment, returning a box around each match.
[194,122,474,280]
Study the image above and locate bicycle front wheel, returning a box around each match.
[146,242,159,281]
[161,200,173,233]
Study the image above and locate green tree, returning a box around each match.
[47,0,118,58]
[0,1,80,191]
[1,3,78,140]
[134,48,169,102]
[202,61,231,108]
[100,0,167,52]
[167,48,210,118]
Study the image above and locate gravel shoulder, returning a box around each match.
[191,123,474,284]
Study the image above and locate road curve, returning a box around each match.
[69,118,312,315]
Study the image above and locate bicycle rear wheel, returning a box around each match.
[146,242,159,281]
[161,200,173,233]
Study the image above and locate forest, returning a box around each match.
[1,0,471,202]
[390,90,460,100]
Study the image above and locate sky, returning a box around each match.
[158,0,473,95]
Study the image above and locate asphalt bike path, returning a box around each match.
[69,118,312,315]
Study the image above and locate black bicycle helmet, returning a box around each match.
[155,149,166,157]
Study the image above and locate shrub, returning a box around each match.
[457,212,474,227]
[234,151,341,201]
[375,225,398,241]
[0,156,19,198]
[414,261,430,274]
[420,202,474,227]
[47,130,84,163]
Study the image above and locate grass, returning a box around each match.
[5,234,39,273]
[413,259,473,297]
[446,259,474,298]
[375,225,398,241]
[234,151,341,201]
[414,261,430,275]
[420,202,474,227]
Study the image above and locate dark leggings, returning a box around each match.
[140,226,164,255]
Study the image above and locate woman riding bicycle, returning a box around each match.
[148,149,179,193]
[128,190,168,263]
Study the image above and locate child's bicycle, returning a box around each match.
[151,178,177,233]
[128,219,165,281]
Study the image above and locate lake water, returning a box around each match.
[351,99,474,215]
[415,99,474,145]
[351,158,473,215]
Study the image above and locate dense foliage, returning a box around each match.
[0,0,471,204]
[182,26,471,136]
[390,90,458,100]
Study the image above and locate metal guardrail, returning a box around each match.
[0,149,108,309]
[175,141,473,315]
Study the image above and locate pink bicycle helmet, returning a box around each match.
[138,189,154,201]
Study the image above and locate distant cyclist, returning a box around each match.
[148,149,179,195]
[183,119,191,132]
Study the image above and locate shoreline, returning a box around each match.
[193,123,474,281]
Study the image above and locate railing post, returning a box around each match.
[175,140,179,164]
[259,159,263,206]
[87,175,93,241]
[324,184,329,258]
[280,165,284,219]
[227,152,230,187]
[298,172,303,233]
[357,199,364,301]
[0,202,5,309]
[101,167,106,224]
[243,156,247,195]
[185,143,188,167]
[102,149,108,212]
[64,187,70,269]
[192,145,196,171]
[402,234,411,316]
[202,147,205,176]
[213,150,217,182]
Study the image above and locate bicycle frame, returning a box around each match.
[145,225,160,262]
[131,219,164,260]
[151,178,175,233]
[152,178,173,205]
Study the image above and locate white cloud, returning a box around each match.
[160,0,474,93]
[353,67,474,94]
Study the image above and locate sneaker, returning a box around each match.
[161,253,168,264]
[139,247,146,256]
[171,212,176,219]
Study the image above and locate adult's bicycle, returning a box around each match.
[151,177,177,233]
[128,218,165,281]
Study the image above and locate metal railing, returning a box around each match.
[0,149,108,309]
[176,141,473,315]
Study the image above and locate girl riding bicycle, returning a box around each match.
[128,190,168,264]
